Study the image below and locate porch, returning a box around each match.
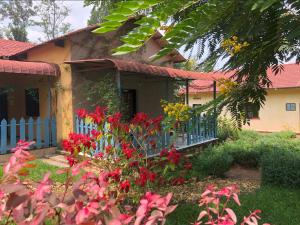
[0,60,59,154]
[67,58,218,154]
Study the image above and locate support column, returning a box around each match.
[213,80,217,137]
[47,77,52,118]
[115,70,122,111]
[185,79,189,106]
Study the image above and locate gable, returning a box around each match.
[69,23,179,67]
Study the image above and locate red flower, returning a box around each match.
[108,112,122,127]
[108,168,121,182]
[159,149,169,157]
[76,108,88,118]
[148,172,157,182]
[171,177,185,186]
[94,152,104,159]
[105,145,113,154]
[120,180,130,193]
[167,149,181,165]
[91,130,101,139]
[129,161,139,167]
[66,156,76,166]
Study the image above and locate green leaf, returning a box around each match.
[104,14,128,22]
[92,26,118,34]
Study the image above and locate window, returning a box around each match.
[25,88,40,117]
[246,103,259,119]
[193,104,202,108]
[286,103,296,111]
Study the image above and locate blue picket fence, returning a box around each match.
[0,117,57,154]
[75,114,217,157]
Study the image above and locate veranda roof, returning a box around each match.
[0,59,60,76]
[65,58,217,81]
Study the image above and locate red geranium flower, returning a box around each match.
[120,180,130,193]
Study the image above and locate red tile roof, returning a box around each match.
[188,64,300,94]
[0,39,34,57]
[65,58,216,80]
[0,59,60,76]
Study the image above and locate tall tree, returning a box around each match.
[95,0,300,125]
[0,0,36,42]
[84,0,125,25]
[35,0,71,41]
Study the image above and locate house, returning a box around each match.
[0,20,217,153]
[188,64,300,133]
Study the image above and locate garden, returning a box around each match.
[0,106,299,225]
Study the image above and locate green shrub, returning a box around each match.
[261,149,300,188]
[192,149,233,177]
[237,130,260,141]
[217,117,239,141]
[222,140,262,168]
[267,131,296,139]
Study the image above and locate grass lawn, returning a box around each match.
[0,160,67,183]
[166,186,300,225]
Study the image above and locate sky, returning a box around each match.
[28,0,93,42]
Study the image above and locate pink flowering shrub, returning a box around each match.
[0,141,176,224]
[0,141,270,225]
[194,185,270,225]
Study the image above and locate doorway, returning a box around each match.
[122,89,136,121]
[0,92,8,121]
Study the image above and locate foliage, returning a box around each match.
[0,141,177,224]
[0,0,36,41]
[217,116,239,141]
[167,186,300,225]
[161,100,191,123]
[193,184,270,225]
[193,130,300,177]
[81,74,121,115]
[95,0,300,125]
[35,0,71,41]
[261,148,300,188]
[66,107,192,201]
[192,148,233,177]
[84,0,125,25]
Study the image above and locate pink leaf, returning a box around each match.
[225,208,237,223]
[233,193,241,206]
[197,210,208,221]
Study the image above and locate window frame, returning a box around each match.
[286,103,296,111]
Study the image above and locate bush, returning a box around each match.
[192,149,233,177]
[267,130,296,139]
[193,130,300,178]
[261,149,300,188]
[217,116,239,141]
[220,140,262,168]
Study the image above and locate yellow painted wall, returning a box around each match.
[189,88,300,133]
[26,41,73,141]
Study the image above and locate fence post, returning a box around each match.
[0,119,7,153]
[28,117,34,141]
[44,118,50,147]
[10,118,16,148]
[79,119,84,134]
[36,117,42,148]
[51,118,57,146]
[186,119,191,146]
[20,118,25,141]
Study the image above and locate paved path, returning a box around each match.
[41,154,69,168]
